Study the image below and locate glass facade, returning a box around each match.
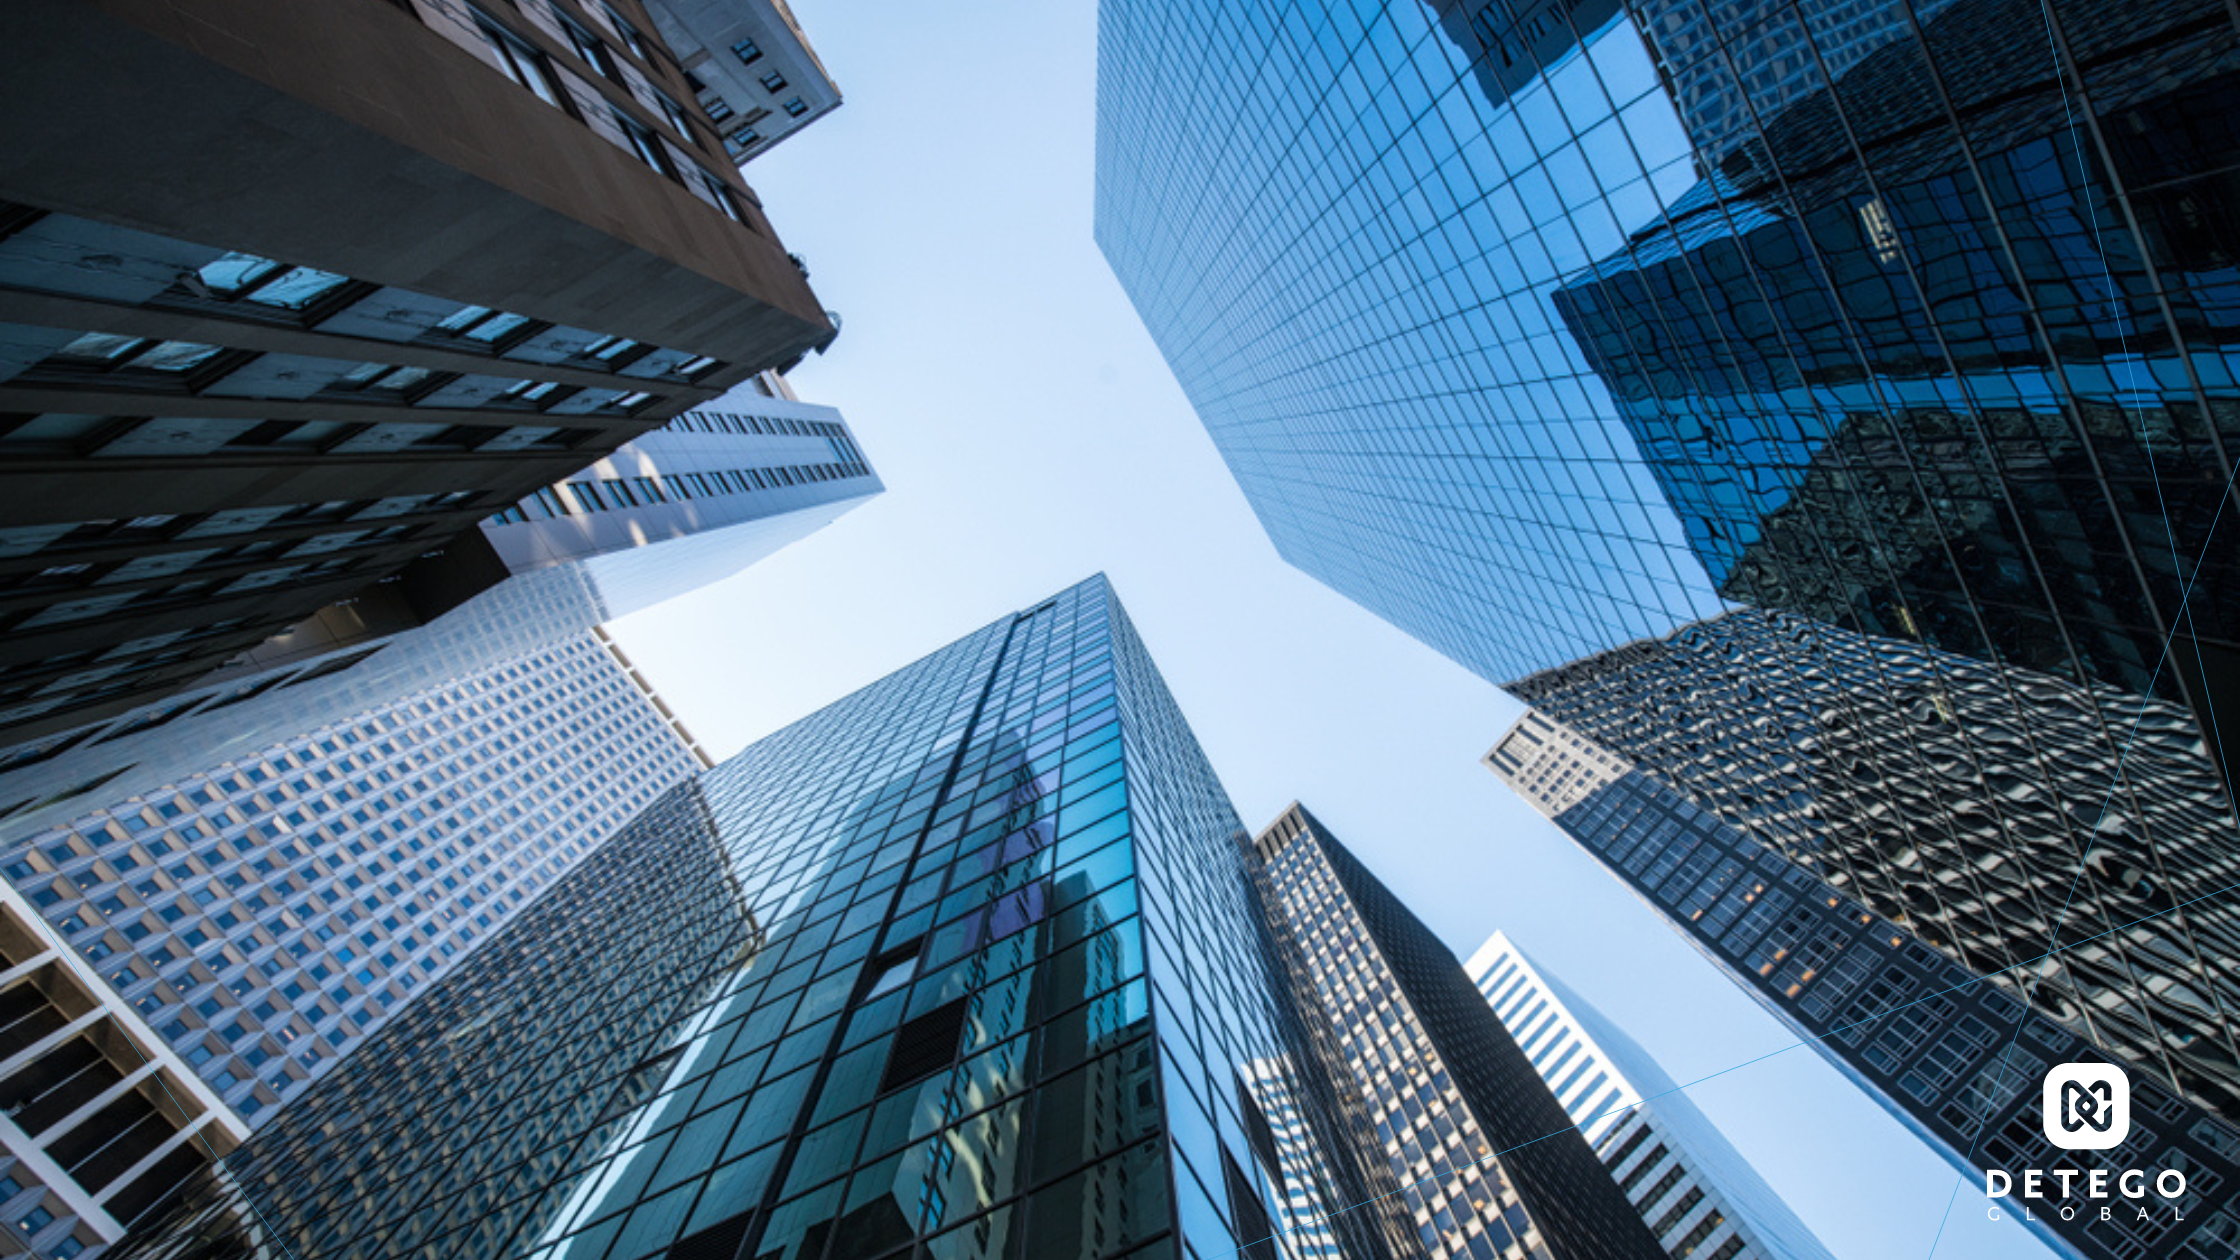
[1562,0,2240,727]
[1248,806,1665,1260]
[1467,931,1836,1260]
[1095,0,2239,754]
[1095,0,1721,684]
[1093,0,2240,1169]
[1487,710,2240,1260]
[112,577,1393,1260]
[1512,610,2240,1121]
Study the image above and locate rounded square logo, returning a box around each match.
[2043,1062,2129,1150]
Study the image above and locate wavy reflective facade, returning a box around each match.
[1513,610,2240,1121]
[110,577,1398,1260]
[1487,709,2240,1260]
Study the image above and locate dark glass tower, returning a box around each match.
[1486,709,2240,1260]
[1248,805,1666,1260]
[1512,610,2240,1120]
[1554,0,2240,767]
[108,578,1400,1260]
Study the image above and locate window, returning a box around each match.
[46,333,226,376]
[783,97,808,118]
[650,90,695,138]
[492,379,563,407]
[197,252,284,297]
[705,96,734,122]
[577,334,641,365]
[600,4,651,60]
[731,37,762,64]
[333,363,437,397]
[758,70,788,93]
[731,126,763,149]
[610,109,674,176]
[430,305,535,347]
[695,170,745,223]
[473,16,568,109]
[561,19,621,82]
[242,267,351,311]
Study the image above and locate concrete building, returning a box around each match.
[0,626,708,1257]
[646,0,844,163]
[0,876,242,1259]
[0,0,834,743]
[1249,804,1666,1260]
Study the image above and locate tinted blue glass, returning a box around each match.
[112,579,1397,1260]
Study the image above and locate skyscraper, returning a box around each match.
[108,577,1401,1260]
[1247,805,1668,1260]
[1554,0,2240,754]
[1511,609,2240,1121]
[0,382,879,837]
[1486,709,2240,1260]
[0,626,709,1256]
[0,874,243,1260]
[1095,0,2239,761]
[1466,931,1836,1260]
[1093,0,2240,1143]
[223,374,880,675]
[1096,0,1719,684]
[0,0,834,741]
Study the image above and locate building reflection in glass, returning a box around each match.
[111,578,1396,1260]
[1554,0,2240,773]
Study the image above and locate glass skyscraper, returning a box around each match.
[1093,0,2240,1152]
[1096,0,2238,751]
[109,577,1400,1260]
[1095,0,1721,683]
[1487,710,2240,1260]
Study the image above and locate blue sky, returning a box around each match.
[610,2,2054,1256]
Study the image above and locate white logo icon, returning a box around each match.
[2043,1062,2129,1151]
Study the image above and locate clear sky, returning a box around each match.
[610,2,2055,1256]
